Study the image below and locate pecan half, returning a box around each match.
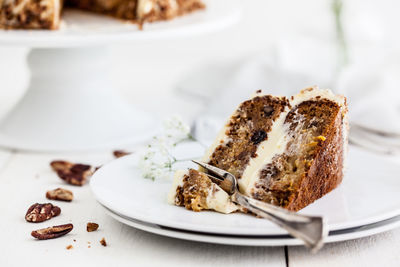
[31,224,73,240]
[25,203,61,223]
[46,188,73,202]
[50,160,93,186]
[113,150,131,158]
[87,222,99,232]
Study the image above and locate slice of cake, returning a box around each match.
[167,169,238,214]
[0,0,63,29]
[1,0,205,29]
[203,86,348,211]
[169,86,348,213]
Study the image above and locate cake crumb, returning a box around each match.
[66,245,73,250]
[87,222,99,232]
[88,245,91,248]
[73,239,76,242]
[100,238,107,247]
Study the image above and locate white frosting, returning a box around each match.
[239,108,290,194]
[52,0,60,28]
[137,0,179,18]
[137,0,154,18]
[167,169,187,205]
[290,86,346,108]
[205,184,238,214]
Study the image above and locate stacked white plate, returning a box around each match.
[90,145,400,246]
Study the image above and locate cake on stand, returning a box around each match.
[0,0,241,152]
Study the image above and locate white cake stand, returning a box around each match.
[0,0,241,152]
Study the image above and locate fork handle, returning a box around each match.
[232,192,327,251]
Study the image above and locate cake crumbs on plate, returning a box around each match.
[100,238,107,247]
[66,245,73,250]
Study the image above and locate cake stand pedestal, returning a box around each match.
[0,47,156,151]
[0,0,241,152]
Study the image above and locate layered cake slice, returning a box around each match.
[169,86,348,213]
[203,87,348,211]
[168,169,238,214]
[0,0,205,29]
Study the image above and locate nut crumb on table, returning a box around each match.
[87,222,99,232]
[113,150,131,158]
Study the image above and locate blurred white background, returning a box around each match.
[0,0,399,124]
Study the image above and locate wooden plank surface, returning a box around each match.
[0,148,13,171]
[288,229,400,266]
[0,151,286,267]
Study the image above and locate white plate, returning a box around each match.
[0,0,241,47]
[90,145,400,236]
[100,204,400,246]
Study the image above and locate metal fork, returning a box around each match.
[349,123,400,155]
[192,160,327,252]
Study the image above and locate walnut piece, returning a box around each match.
[87,222,99,232]
[100,237,107,247]
[25,203,61,223]
[50,160,93,186]
[113,150,131,158]
[46,188,73,202]
[31,224,73,240]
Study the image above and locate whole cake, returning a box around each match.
[169,86,348,213]
[0,0,205,29]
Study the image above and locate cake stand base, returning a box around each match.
[0,47,158,152]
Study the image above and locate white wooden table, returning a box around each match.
[0,148,399,267]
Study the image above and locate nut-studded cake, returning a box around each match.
[169,86,348,213]
[0,0,63,29]
[0,0,205,29]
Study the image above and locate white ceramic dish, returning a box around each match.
[90,144,400,236]
[100,204,400,246]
